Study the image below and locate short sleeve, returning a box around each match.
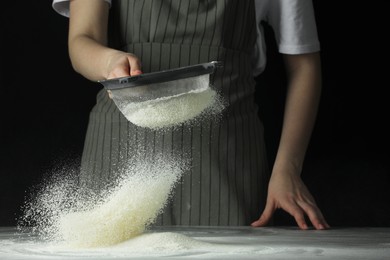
[266,0,320,54]
[52,0,112,17]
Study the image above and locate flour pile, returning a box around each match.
[112,232,211,252]
[17,155,187,248]
[115,74,225,129]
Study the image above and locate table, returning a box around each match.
[1,226,389,259]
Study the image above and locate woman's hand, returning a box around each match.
[251,169,330,230]
[105,51,142,99]
[105,51,142,79]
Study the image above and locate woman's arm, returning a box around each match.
[275,52,322,178]
[252,52,330,230]
[68,0,141,81]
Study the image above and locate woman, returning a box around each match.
[52,0,329,230]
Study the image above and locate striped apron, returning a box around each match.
[80,0,269,226]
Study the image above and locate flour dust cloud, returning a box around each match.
[17,154,188,248]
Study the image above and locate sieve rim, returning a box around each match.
[99,61,222,90]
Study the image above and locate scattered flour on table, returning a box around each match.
[17,155,188,248]
[1,231,279,258]
[111,232,211,252]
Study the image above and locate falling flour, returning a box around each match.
[59,172,180,247]
[17,74,227,251]
[18,155,188,248]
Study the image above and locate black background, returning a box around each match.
[1,1,389,227]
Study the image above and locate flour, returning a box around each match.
[0,228,290,258]
[17,73,227,251]
[115,75,225,129]
[112,232,211,252]
[121,88,222,129]
[18,155,188,248]
[58,168,180,248]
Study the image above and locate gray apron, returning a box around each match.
[80,0,269,226]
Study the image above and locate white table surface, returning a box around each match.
[1,226,389,259]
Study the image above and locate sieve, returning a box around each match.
[99,61,222,102]
[98,61,223,127]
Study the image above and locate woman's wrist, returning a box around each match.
[271,156,304,177]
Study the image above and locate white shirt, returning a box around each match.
[52,0,320,76]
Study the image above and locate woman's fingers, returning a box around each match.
[296,200,330,229]
[107,66,132,79]
[252,177,330,230]
[251,200,275,227]
[106,52,142,79]
[128,55,142,76]
[283,201,309,230]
